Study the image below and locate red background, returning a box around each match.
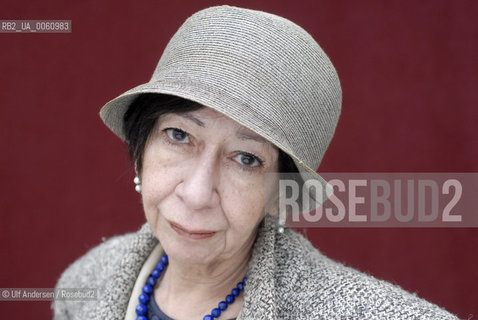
[1,0,477,318]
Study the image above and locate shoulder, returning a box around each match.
[56,231,137,288]
[51,229,138,319]
[275,228,459,320]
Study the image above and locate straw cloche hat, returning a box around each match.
[99,5,342,211]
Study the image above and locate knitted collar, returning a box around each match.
[94,215,279,320]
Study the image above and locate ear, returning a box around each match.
[265,191,290,221]
[266,189,296,231]
[265,191,280,217]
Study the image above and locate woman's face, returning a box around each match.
[141,107,279,266]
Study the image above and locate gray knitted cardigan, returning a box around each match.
[53,215,458,319]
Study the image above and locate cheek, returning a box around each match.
[142,164,176,197]
[142,140,185,192]
[140,151,184,226]
[222,180,267,232]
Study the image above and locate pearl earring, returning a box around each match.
[278,215,285,233]
[278,222,285,233]
[134,176,141,193]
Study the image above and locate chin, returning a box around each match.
[166,240,220,264]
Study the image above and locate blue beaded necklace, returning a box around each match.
[135,254,247,320]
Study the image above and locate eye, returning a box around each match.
[234,152,263,168]
[165,128,189,143]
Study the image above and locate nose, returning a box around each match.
[175,152,220,210]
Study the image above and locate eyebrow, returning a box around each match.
[178,112,271,146]
[178,113,205,127]
[236,130,270,145]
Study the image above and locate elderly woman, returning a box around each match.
[53,5,457,320]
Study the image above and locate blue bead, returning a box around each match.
[147,276,157,287]
[156,262,165,272]
[243,276,248,283]
[136,316,148,320]
[161,254,169,265]
[226,294,235,304]
[142,284,153,295]
[152,269,161,279]
[135,303,148,316]
[232,288,240,296]
[218,301,227,310]
[237,282,244,290]
[138,293,150,304]
[211,308,221,317]
[203,315,213,320]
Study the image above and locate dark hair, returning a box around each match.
[123,93,299,175]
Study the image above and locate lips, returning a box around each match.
[169,221,216,240]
